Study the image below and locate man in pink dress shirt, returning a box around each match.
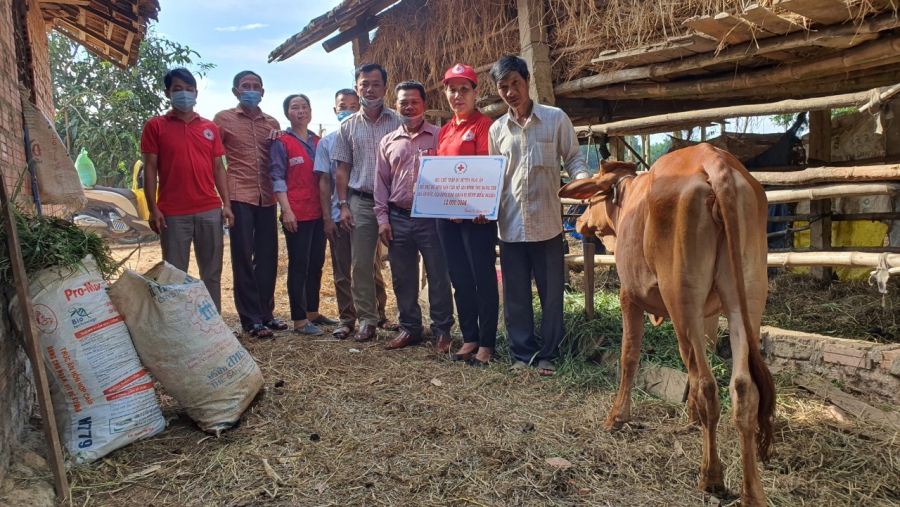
[374,81,454,352]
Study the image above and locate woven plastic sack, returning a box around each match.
[9,256,165,463]
[109,262,263,434]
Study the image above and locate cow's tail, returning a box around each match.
[709,153,776,462]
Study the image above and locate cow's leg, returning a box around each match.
[716,276,768,507]
[684,315,719,426]
[604,295,644,431]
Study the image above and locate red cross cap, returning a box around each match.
[442,63,478,86]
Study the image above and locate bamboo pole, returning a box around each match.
[562,182,900,206]
[565,252,900,269]
[556,12,900,96]
[766,182,900,204]
[568,36,900,101]
[584,242,595,320]
[574,85,893,136]
[752,164,900,185]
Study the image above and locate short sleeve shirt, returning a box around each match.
[213,106,281,207]
[331,107,403,194]
[437,110,493,156]
[140,111,225,216]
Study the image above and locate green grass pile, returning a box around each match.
[0,207,120,285]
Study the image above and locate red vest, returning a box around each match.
[279,133,322,221]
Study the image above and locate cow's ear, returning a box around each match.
[558,178,601,199]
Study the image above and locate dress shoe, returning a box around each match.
[384,331,423,350]
[434,334,453,353]
[354,324,377,342]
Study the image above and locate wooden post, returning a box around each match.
[517,0,555,106]
[609,136,625,161]
[584,242,595,320]
[0,172,69,500]
[641,134,650,165]
[350,17,370,65]
[887,100,900,248]
[808,109,833,281]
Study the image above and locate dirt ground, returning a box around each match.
[39,238,899,506]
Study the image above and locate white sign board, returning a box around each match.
[411,156,505,219]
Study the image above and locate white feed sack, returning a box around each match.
[9,256,165,464]
[109,262,264,435]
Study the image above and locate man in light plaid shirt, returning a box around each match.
[488,55,590,376]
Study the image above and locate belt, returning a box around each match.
[389,203,412,217]
[350,189,374,200]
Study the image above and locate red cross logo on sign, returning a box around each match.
[454,162,468,174]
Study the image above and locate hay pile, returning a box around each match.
[56,241,900,506]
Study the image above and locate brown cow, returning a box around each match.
[558,143,775,506]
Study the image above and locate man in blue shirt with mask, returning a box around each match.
[214,71,287,339]
[315,89,393,340]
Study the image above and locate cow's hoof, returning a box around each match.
[740,493,767,507]
[699,478,727,496]
[604,417,626,432]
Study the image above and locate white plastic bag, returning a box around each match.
[109,262,263,434]
[9,256,165,463]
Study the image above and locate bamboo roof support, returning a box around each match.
[766,182,900,204]
[565,252,900,269]
[557,12,900,96]
[566,36,900,101]
[752,165,900,185]
[574,85,897,136]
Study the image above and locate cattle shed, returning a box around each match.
[270,0,900,269]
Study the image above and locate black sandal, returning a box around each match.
[376,318,401,332]
[332,325,353,340]
[263,318,288,331]
[249,323,274,339]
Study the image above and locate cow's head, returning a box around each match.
[558,160,638,252]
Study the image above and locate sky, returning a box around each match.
[154,0,357,134]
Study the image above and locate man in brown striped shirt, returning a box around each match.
[214,70,285,339]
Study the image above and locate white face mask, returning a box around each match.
[401,113,425,130]
[360,96,383,110]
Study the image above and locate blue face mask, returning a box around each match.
[239,90,262,109]
[170,90,197,112]
[336,110,353,122]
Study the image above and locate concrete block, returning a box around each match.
[823,344,871,369]
[638,363,688,403]
[878,349,900,371]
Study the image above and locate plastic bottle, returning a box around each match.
[75,147,97,187]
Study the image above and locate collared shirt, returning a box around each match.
[213,106,281,207]
[438,110,493,156]
[312,131,340,222]
[488,103,589,243]
[140,110,225,216]
[374,122,440,226]
[332,106,403,194]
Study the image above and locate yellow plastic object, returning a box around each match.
[793,221,889,280]
[131,160,151,221]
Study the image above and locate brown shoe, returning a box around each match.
[384,331,423,350]
[434,334,453,353]
[354,324,377,342]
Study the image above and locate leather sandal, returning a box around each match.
[249,323,274,339]
[263,318,288,331]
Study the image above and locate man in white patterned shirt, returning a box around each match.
[333,63,403,342]
[488,55,590,376]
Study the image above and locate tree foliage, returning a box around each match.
[50,28,213,187]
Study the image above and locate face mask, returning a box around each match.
[239,90,262,109]
[360,96,383,110]
[170,90,196,112]
[336,110,353,122]
[401,113,425,130]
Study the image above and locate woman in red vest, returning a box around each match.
[269,94,339,336]
[436,64,499,366]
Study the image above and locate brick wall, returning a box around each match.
[0,0,38,486]
[26,0,53,119]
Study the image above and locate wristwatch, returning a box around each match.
[338,199,350,208]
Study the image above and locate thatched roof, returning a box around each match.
[39,0,160,68]
[268,0,396,62]
[271,0,900,129]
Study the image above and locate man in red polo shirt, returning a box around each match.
[141,67,234,312]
